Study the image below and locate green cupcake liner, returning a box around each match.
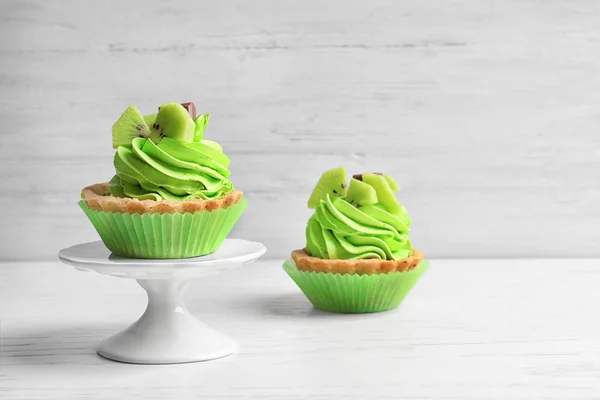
[283,258,429,313]
[79,198,247,259]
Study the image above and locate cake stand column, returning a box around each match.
[97,276,236,364]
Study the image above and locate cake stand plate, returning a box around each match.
[58,239,266,364]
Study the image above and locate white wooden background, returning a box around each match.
[1,0,599,261]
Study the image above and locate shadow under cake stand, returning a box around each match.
[58,239,266,364]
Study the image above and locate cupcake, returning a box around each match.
[283,167,428,313]
[80,102,247,259]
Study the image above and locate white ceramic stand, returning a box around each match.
[58,239,266,364]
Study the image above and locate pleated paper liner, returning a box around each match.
[283,258,429,313]
[79,198,247,259]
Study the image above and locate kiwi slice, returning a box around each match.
[362,172,402,215]
[384,174,400,192]
[307,167,348,209]
[346,178,378,207]
[144,113,157,128]
[112,106,151,148]
[150,103,195,143]
[354,172,401,192]
[193,114,210,142]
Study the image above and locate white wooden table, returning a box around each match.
[1,259,599,399]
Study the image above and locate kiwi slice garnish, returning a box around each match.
[112,106,151,149]
[150,103,195,143]
[346,178,378,207]
[362,172,402,215]
[354,172,400,192]
[307,167,348,209]
[383,174,400,192]
[144,113,157,128]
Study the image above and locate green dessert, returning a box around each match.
[80,102,247,259]
[305,170,412,261]
[109,103,231,201]
[284,167,428,313]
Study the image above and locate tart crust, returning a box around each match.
[291,248,424,276]
[81,182,243,214]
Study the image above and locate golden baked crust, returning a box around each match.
[81,182,243,214]
[291,248,424,276]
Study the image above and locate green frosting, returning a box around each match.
[306,194,413,261]
[109,137,233,201]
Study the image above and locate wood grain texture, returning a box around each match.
[1,0,600,260]
[1,259,600,399]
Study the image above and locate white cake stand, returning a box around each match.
[58,239,266,364]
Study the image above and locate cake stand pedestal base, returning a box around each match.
[58,239,266,365]
[97,278,236,364]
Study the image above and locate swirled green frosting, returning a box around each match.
[306,194,413,261]
[109,137,233,201]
